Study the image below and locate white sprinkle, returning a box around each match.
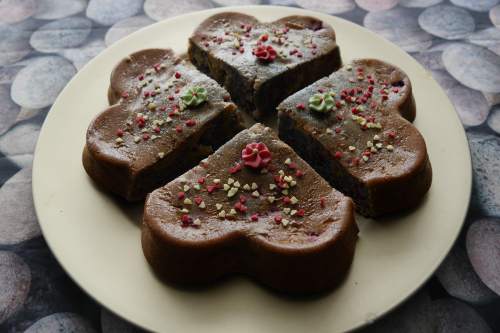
[282,189,289,195]
[166,117,172,123]
[233,181,240,188]
[229,209,237,216]
[290,209,297,216]
[269,184,277,190]
[326,128,333,134]
[278,170,285,176]
[284,175,293,183]
[251,190,260,198]
[267,196,275,203]
[227,178,235,185]
[282,219,290,227]
[193,184,201,190]
[228,187,238,198]
[223,184,230,191]
[158,152,165,159]
[183,198,192,205]
[386,145,394,151]
[115,138,123,144]
[362,155,369,162]
[348,146,356,152]
[216,203,223,210]
[290,180,297,187]
[284,158,291,165]
[213,179,221,184]
[373,134,380,141]
[243,184,251,191]
[370,147,378,153]
[180,208,189,213]
[290,196,299,205]
[251,182,258,190]
[193,218,201,226]
[183,185,190,192]
[375,143,383,149]
[283,207,291,214]
[218,210,226,218]
[199,201,206,209]
[367,141,373,148]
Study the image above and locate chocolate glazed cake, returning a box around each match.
[83,49,243,201]
[278,59,432,217]
[142,124,358,294]
[188,12,341,120]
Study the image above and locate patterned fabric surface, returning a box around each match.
[0,0,499,332]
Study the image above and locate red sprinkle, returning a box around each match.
[260,33,269,41]
[335,127,342,134]
[274,215,282,224]
[207,185,217,194]
[320,197,326,208]
[296,209,305,217]
[177,192,185,200]
[197,177,205,184]
[250,214,259,222]
[283,196,291,204]
[154,127,161,133]
[228,163,243,174]
[138,74,144,81]
[223,94,230,102]
[181,214,192,226]
[194,196,203,205]
[335,151,343,159]
[295,169,304,178]
[296,103,305,110]
[175,72,181,79]
[116,129,124,137]
[175,125,183,133]
[239,195,247,203]
[121,92,129,99]
[142,133,150,140]
[185,119,196,127]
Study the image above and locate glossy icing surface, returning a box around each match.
[278,59,428,183]
[86,49,235,173]
[190,12,338,88]
[145,124,353,246]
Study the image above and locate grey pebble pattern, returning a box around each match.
[11,56,76,109]
[443,43,500,93]
[0,1,499,332]
[364,8,433,52]
[466,219,500,295]
[418,5,475,40]
[30,17,92,53]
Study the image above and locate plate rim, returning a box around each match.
[32,5,472,332]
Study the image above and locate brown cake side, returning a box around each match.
[278,59,432,217]
[83,48,243,201]
[188,12,341,119]
[142,123,358,294]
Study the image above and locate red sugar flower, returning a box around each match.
[253,45,277,63]
[242,142,272,169]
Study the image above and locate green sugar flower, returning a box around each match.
[180,86,208,108]
[308,92,335,113]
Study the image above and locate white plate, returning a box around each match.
[32,6,471,333]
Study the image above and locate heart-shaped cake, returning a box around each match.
[83,49,243,201]
[142,123,358,294]
[189,13,341,119]
[278,59,432,217]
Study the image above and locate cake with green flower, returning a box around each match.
[278,59,432,217]
[188,12,341,120]
[83,49,243,201]
[142,123,358,294]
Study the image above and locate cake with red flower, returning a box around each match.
[188,12,341,119]
[142,123,358,294]
[83,48,243,201]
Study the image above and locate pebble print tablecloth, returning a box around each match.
[1,0,499,332]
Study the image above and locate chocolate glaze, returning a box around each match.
[142,124,358,294]
[188,12,341,119]
[83,49,243,201]
[278,59,432,217]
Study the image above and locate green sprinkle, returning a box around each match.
[180,86,208,108]
[308,92,335,113]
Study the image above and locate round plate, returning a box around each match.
[33,6,471,333]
